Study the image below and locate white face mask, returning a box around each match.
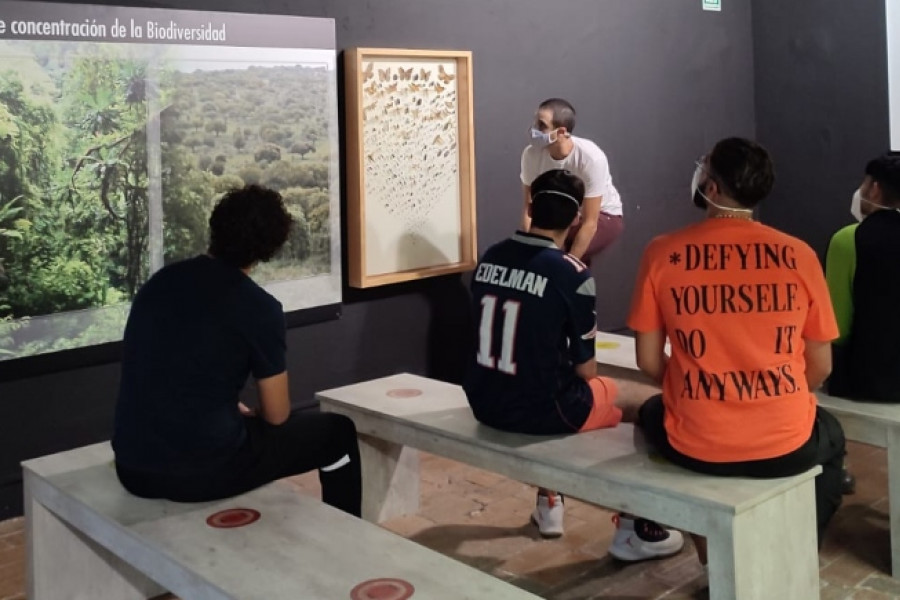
[529,127,558,147]
[691,163,707,209]
[850,188,864,222]
[691,161,753,215]
[851,187,900,221]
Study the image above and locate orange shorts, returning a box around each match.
[579,376,622,431]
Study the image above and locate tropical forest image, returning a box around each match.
[0,41,335,360]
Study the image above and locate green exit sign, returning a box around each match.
[703,0,721,11]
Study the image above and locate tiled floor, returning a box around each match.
[1,440,898,599]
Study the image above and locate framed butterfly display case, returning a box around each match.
[344,48,477,288]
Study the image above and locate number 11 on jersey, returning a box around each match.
[476,295,521,375]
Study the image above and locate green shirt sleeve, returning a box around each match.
[825,224,858,345]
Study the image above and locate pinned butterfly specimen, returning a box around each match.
[386,82,398,93]
[378,68,390,81]
[438,65,456,83]
[434,83,445,93]
[420,68,432,81]
[409,83,422,92]
[363,62,375,80]
[399,67,414,80]
[433,134,445,145]
[364,81,378,95]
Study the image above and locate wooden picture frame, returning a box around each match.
[344,48,477,288]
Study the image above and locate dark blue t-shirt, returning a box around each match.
[113,255,286,473]
[463,232,597,434]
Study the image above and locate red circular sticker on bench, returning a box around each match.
[386,388,422,398]
[206,508,260,529]
[350,578,414,600]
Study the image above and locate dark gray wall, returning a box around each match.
[753,0,890,256]
[0,0,755,518]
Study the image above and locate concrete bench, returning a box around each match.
[593,330,900,578]
[22,442,539,599]
[316,373,822,600]
[814,391,900,576]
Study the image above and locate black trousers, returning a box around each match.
[639,395,845,543]
[116,411,362,517]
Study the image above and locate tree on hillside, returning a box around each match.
[205,120,227,137]
[290,141,315,160]
[253,144,281,165]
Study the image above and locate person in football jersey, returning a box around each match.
[520,98,623,265]
[464,169,684,561]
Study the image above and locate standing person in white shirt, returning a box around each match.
[520,98,624,264]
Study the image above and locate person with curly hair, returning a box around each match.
[113,185,361,516]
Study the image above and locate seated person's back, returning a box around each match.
[113,185,361,516]
[463,169,684,559]
[464,170,615,435]
[826,152,900,402]
[629,137,845,545]
[114,253,283,474]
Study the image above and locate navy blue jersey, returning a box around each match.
[463,232,597,434]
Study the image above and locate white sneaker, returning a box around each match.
[608,514,684,561]
[530,493,564,538]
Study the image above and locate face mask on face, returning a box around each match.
[691,163,708,209]
[850,188,864,222]
[691,160,754,216]
[529,127,558,147]
[851,187,900,221]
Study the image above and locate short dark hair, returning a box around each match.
[538,98,576,133]
[530,169,585,231]
[865,152,900,206]
[208,185,293,269]
[707,137,775,208]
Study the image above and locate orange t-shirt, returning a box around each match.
[627,219,839,463]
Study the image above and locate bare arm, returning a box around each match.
[257,371,291,425]
[804,339,832,391]
[635,329,667,384]
[520,185,532,231]
[575,356,597,381]
[567,195,602,259]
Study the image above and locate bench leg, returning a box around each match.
[358,433,420,523]
[889,427,900,577]
[26,482,164,600]
[705,478,819,600]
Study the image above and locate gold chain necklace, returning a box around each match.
[711,212,753,220]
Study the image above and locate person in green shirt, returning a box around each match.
[825,152,900,495]
[826,152,900,402]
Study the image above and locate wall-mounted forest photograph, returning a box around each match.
[0,35,340,361]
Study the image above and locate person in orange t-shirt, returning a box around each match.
[628,137,845,547]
